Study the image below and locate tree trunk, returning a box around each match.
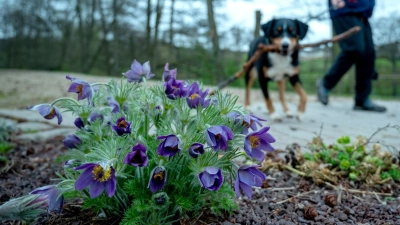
[75,0,86,72]
[145,0,152,59]
[206,0,222,83]
[150,0,164,67]
[99,0,112,75]
[169,0,175,55]
[112,0,121,76]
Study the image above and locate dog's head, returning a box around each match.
[261,18,308,56]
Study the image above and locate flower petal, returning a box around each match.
[89,182,105,198]
[74,168,95,190]
[240,181,253,198]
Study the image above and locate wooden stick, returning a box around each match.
[210,26,361,95]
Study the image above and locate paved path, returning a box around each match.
[0,92,399,151]
[246,98,400,150]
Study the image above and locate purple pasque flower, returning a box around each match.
[157,134,181,157]
[112,116,132,136]
[188,143,205,158]
[226,111,241,124]
[74,163,116,198]
[206,125,234,151]
[107,97,120,113]
[226,112,266,134]
[64,159,80,168]
[186,82,211,109]
[66,75,93,102]
[28,104,63,125]
[163,63,177,82]
[63,134,81,149]
[87,111,104,124]
[164,77,188,100]
[244,126,276,162]
[148,166,167,193]
[234,165,266,199]
[74,117,84,129]
[30,185,64,213]
[123,60,155,82]
[198,167,223,191]
[123,143,148,167]
[242,114,266,134]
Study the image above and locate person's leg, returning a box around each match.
[353,19,386,112]
[323,51,355,90]
[354,19,373,106]
[317,15,362,105]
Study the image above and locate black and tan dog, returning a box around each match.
[245,18,309,121]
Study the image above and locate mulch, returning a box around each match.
[1,137,399,225]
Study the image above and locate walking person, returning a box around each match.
[317,0,386,112]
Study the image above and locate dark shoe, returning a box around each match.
[353,99,387,112]
[316,78,329,105]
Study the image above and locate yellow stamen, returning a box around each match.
[44,108,56,119]
[190,93,200,100]
[118,120,127,128]
[76,84,83,97]
[167,145,179,152]
[153,171,165,180]
[92,165,112,182]
[248,136,260,148]
[242,119,253,128]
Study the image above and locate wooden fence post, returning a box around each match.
[254,10,262,39]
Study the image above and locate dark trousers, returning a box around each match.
[323,14,375,106]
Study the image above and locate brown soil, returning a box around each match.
[1,137,399,225]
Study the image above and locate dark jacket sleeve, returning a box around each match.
[329,0,375,19]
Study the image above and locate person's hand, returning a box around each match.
[331,0,345,9]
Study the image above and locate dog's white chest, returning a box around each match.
[267,53,295,81]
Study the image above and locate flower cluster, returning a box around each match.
[22,59,276,223]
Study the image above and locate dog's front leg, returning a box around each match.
[262,67,281,121]
[292,81,307,121]
[277,79,294,118]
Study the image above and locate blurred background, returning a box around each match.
[0,0,399,99]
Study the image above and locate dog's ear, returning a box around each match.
[261,19,276,37]
[295,19,308,40]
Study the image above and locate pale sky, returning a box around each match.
[221,0,399,44]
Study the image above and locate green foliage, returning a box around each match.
[0,195,46,222]
[388,167,400,181]
[304,135,400,184]
[10,61,273,224]
[0,119,15,170]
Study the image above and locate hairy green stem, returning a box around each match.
[50,97,80,107]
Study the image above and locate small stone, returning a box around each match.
[314,215,325,222]
[221,222,234,225]
[335,211,348,221]
[326,217,335,224]
[319,205,329,211]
